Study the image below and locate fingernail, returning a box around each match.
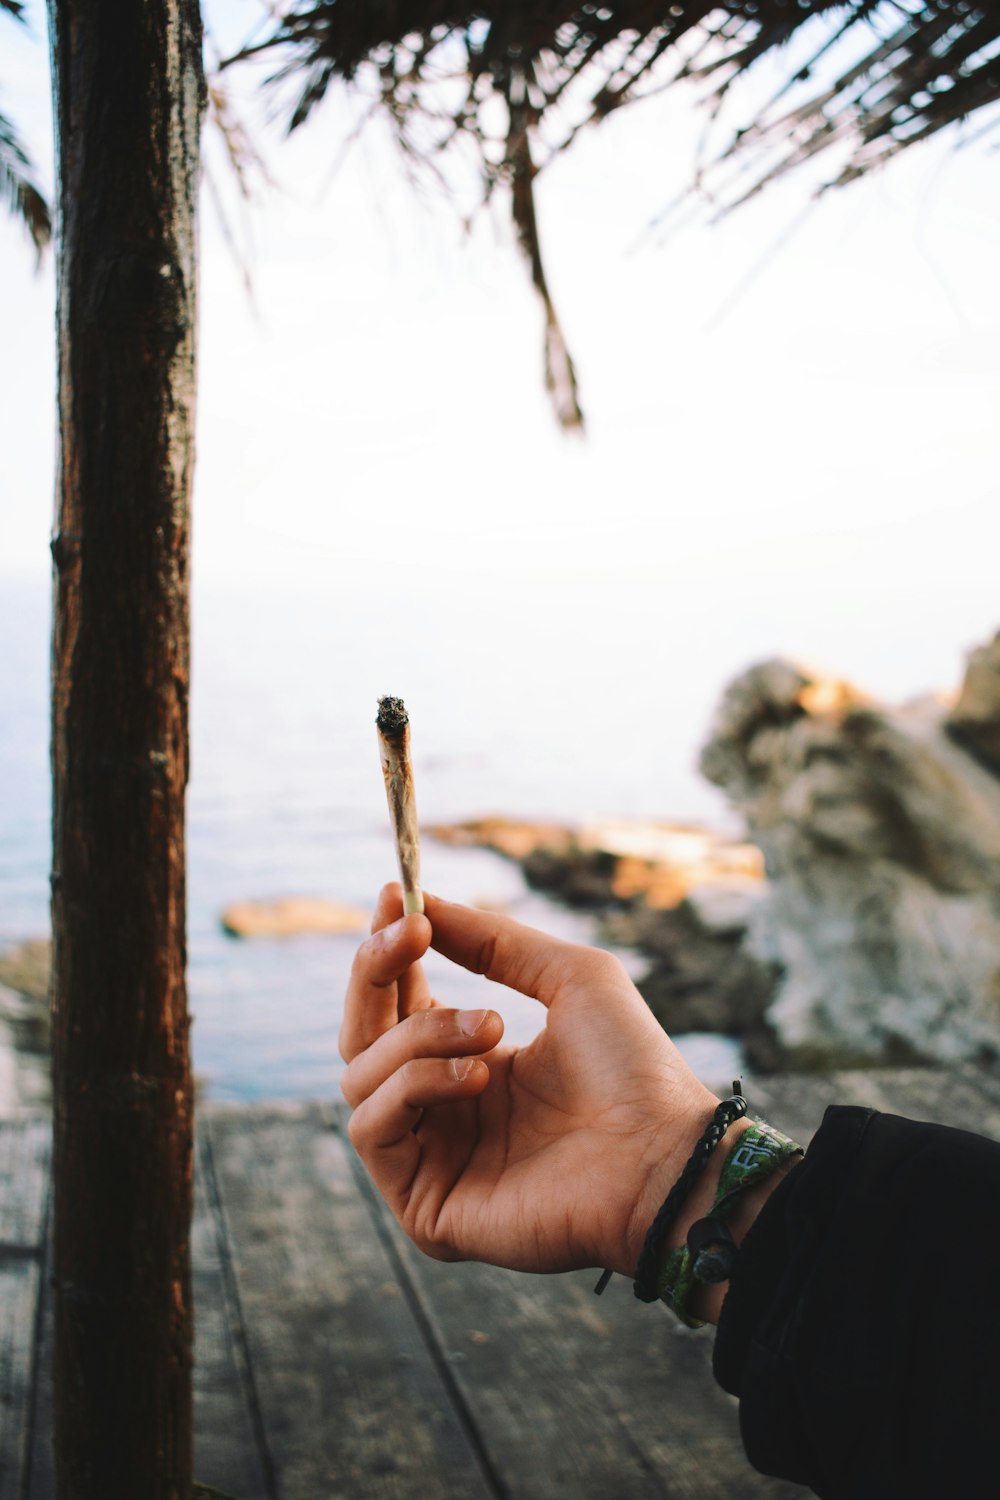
[458,1009,488,1037]
[451,1057,475,1082]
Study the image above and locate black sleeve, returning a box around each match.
[713,1104,1000,1499]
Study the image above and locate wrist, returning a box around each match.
[685,1125,796,1324]
[622,1110,799,1325]
[618,1087,731,1277]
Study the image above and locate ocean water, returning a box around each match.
[14,550,994,1100]
[1,568,750,1099]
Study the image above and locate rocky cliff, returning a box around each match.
[701,633,1000,1067]
[433,631,1000,1071]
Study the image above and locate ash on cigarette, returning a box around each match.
[376,695,409,735]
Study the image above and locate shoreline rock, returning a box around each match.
[701,643,1000,1069]
[221,898,369,939]
[0,939,52,1114]
[945,629,1000,775]
[431,628,1000,1071]
[429,818,782,1059]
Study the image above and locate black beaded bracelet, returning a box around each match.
[594,1081,749,1299]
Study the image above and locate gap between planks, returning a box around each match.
[333,1105,511,1500]
[197,1125,280,1500]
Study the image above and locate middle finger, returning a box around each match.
[341,1004,503,1108]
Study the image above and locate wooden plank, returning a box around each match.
[0,1117,50,1249]
[958,1062,1000,1115]
[206,1104,498,1499]
[828,1064,1000,1138]
[15,1069,998,1499]
[25,1119,280,1500]
[349,1172,663,1499]
[361,1066,979,1499]
[503,1069,884,1500]
[0,1258,45,1500]
[24,1223,52,1500]
[388,1244,812,1500]
[0,1119,51,1500]
[193,1133,274,1500]
[748,1065,1000,1144]
[347,1111,809,1500]
[534,1273,811,1500]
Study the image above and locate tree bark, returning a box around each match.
[47,3,204,1495]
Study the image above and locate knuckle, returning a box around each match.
[475,932,500,981]
[346,1106,365,1149]
[419,1239,460,1263]
[338,1023,355,1065]
[339,1067,359,1110]
[430,1008,460,1041]
[584,947,629,987]
[398,1056,428,1092]
[406,1006,442,1035]
[410,1205,457,1261]
[349,939,375,982]
[370,882,401,932]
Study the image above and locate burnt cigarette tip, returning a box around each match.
[376,695,409,736]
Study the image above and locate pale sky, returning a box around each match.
[2,3,999,702]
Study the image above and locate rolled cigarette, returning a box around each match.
[376,696,424,915]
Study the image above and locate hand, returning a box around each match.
[340,884,723,1279]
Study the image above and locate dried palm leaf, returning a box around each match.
[1,0,50,259]
[0,106,51,259]
[228,4,1000,429]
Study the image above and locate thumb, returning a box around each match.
[423,893,617,1008]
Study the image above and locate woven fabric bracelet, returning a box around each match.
[656,1121,803,1328]
[593,1082,749,1300]
[631,1084,750,1303]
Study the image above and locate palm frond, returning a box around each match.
[0,106,51,258]
[201,57,280,299]
[227,4,1000,428]
[2,0,51,258]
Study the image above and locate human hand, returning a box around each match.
[340,885,724,1279]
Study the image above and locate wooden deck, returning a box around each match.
[4,1065,1000,1499]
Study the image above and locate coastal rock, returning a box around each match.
[0,940,52,1113]
[601,900,779,1043]
[0,939,51,1053]
[701,646,1000,1067]
[0,938,51,1006]
[946,630,1000,775]
[431,817,762,909]
[429,817,777,1043]
[221,899,369,939]
[430,817,574,863]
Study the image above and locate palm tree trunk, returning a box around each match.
[48,3,204,1494]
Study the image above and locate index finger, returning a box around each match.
[423,892,614,1007]
[340,909,432,1063]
